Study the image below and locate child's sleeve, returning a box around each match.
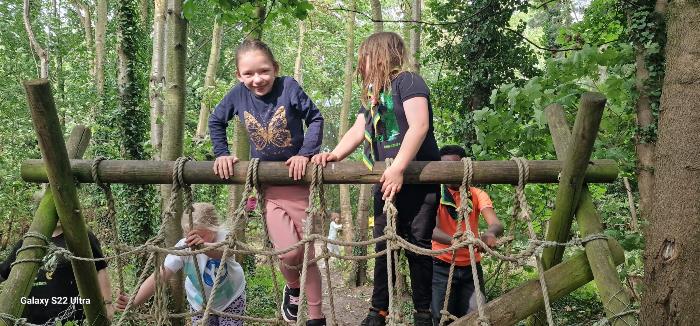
[163,239,186,272]
[208,89,239,157]
[473,188,494,211]
[290,79,324,157]
[397,72,430,103]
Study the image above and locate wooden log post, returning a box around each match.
[451,239,626,326]
[541,92,607,268]
[545,104,635,325]
[21,79,108,325]
[0,126,91,324]
[22,159,619,185]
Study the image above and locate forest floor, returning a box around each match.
[315,243,375,325]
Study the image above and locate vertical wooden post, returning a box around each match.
[22,79,108,325]
[541,92,606,268]
[531,94,606,326]
[545,104,636,326]
[0,126,91,323]
[161,0,188,321]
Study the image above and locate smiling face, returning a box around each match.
[236,49,279,97]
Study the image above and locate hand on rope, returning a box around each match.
[380,163,403,201]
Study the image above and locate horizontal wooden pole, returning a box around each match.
[21,159,619,185]
[451,239,626,326]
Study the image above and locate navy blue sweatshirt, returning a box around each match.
[209,76,324,161]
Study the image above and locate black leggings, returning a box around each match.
[370,184,439,312]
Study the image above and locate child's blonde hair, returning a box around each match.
[356,32,407,108]
[182,202,220,234]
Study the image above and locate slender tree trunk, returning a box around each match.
[352,183,371,286]
[641,1,700,324]
[195,17,223,140]
[94,0,107,104]
[117,0,154,249]
[339,0,356,262]
[139,0,149,27]
[51,0,65,125]
[407,0,421,72]
[370,0,383,32]
[623,177,638,231]
[23,0,49,78]
[149,0,166,159]
[294,21,305,83]
[400,0,411,43]
[161,0,188,322]
[633,43,657,224]
[71,0,93,51]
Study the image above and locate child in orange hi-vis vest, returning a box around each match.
[431,145,504,325]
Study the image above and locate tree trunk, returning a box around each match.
[633,42,657,225]
[352,183,371,286]
[195,17,223,140]
[139,0,149,27]
[407,0,421,72]
[338,0,356,262]
[117,0,154,247]
[400,0,411,43]
[161,0,188,321]
[370,0,383,32]
[294,21,305,83]
[623,177,638,231]
[71,0,93,51]
[641,2,700,324]
[149,0,167,160]
[94,0,107,103]
[23,0,49,78]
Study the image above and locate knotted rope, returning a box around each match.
[92,156,125,294]
[381,158,404,326]
[512,157,554,326]
[439,157,490,326]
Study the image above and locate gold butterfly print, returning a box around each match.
[244,106,293,151]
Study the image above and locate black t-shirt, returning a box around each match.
[0,231,107,324]
[359,71,440,162]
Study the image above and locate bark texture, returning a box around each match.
[339,0,356,259]
[149,0,167,159]
[195,18,223,140]
[641,2,700,324]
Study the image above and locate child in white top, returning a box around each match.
[327,212,343,256]
[115,203,246,325]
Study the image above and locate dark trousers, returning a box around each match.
[370,184,438,312]
[431,261,485,325]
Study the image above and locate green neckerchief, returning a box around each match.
[362,91,395,170]
[440,184,473,220]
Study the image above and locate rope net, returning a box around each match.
[1,157,635,326]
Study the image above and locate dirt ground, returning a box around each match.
[315,243,375,326]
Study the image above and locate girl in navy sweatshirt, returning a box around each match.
[208,39,325,326]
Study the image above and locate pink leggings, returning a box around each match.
[264,185,323,319]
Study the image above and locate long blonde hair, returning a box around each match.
[182,202,220,234]
[357,32,407,108]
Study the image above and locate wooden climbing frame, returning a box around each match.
[1,79,635,326]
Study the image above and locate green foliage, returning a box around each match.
[426,0,539,153]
